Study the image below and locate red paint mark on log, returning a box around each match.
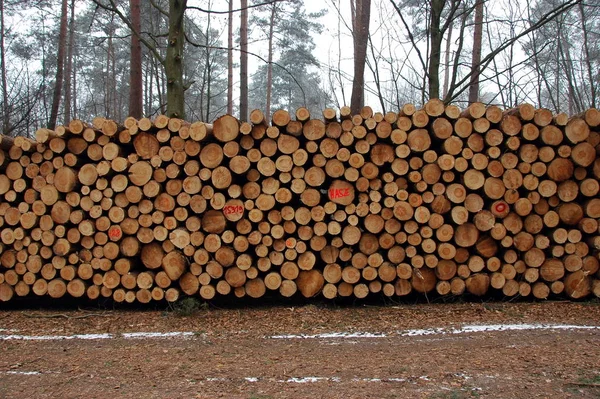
[223,205,244,216]
[328,188,350,200]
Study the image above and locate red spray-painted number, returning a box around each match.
[223,205,244,215]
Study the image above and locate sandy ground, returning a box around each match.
[1,301,599,398]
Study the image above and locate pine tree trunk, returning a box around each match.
[0,0,10,134]
[166,0,186,119]
[48,0,69,130]
[239,0,249,121]
[129,0,143,119]
[350,0,371,115]
[468,0,484,104]
[227,0,233,114]
[428,0,444,100]
[265,5,276,123]
[63,0,75,125]
[442,19,453,99]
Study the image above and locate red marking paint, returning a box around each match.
[108,227,122,240]
[285,239,294,248]
[223,205,244,215]
[495,203,507,213]
[328,187,350,200]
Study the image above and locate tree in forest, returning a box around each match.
[70,4,130,121]
[227,0,234,115]
[249,0,328,119]
[240,0,249,121]
[385,0,581,107]
[129,0,143,119]
[524,0,599,113]
[185,16,229,122]
[467,0,483,104]
[63,0,75,124]
[93,0,187,118]
[250,47,331,116]
[47,0,68,129]
[350,0,371,114]
[0,0,43,136]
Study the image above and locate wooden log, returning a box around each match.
[454,223,479,247]
[212,115,240,142]
[465,273,490,296]
[411,268,436,293]
[564,270,591,299]
[565,118,590,144]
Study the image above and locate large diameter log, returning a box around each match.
[54,167,77,193]
[407,129,431,152]
[129,161,153,186]
[454,223,479,247]
[245,278,266,299]
[141,242,165,269]
[558,203,584,225]
[540,259,565,282]
[78,164,98,186]
[303,119,326,141]
[411,268,436,293]
[547,158,573,182]
[133,133,160,159]
[328,180,355,205]
[225,267,246,288]
[179,272,200,296]
[466,273,490,296]
[565,118,590,143]
[563,270,591,299]
[213,115,240,142]
[296,270,324,298]
[0,283,13,302]
[202,210,227,234]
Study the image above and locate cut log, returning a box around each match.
[213,115,240,142]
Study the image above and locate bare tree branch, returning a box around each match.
[91,0,165,65]
[445,0,581,103]
[184,35,309,106]
[388,0,427,76]
[187,0,285,15]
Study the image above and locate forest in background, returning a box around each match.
[0,0,597,138]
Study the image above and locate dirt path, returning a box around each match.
[1,302,599,398]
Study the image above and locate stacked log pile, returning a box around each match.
[0,101,599,303]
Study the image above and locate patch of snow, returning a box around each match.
[0,331,196,341]
[453,324,599,334]
[3,371,41,375]
[121,331,195,339]
[399,328,447,337]
[284,377,329,383]
[398,324,600,337]
[200,376,413,384]
[0,333,113,341]
[269,332,387,339]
